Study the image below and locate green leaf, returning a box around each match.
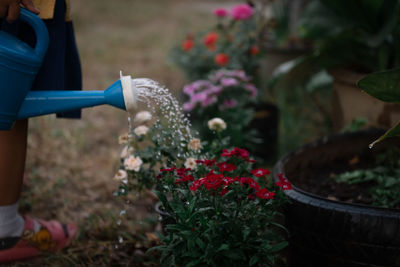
[249,255,259,266]
[269,241,289,253]
[357,68,400,103]
[217,244,229,252]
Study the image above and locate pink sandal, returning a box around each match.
[0,216,77,263]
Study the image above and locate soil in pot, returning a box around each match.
[285,129,400,208]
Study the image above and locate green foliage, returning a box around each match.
[149,145,289,266]
[270,0,400,102]
[335,148,400,208]
[298,0,400,72]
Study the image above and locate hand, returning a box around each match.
[0,0,39,22]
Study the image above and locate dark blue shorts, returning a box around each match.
[1,0,82,119]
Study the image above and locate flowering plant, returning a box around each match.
[183,69,262,153]
[150,144,291,266]
[114,110,202,193]
[170,3,264,81]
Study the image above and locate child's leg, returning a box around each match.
[0,120,77,262]
[0,120,28,206]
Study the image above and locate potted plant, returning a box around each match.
[182,69,278,163]
[169,3,264,82]
[271,0,400,130]
[148,121,291,266]
[271,68,400,266]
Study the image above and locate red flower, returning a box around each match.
[175,174,195,184]
[181,39,194,51]
[251,168,271,177]
[221,147,250,160]
[160,166,176,172]
[204,174,224,190]
[219,187,229,196]
[216,162,237,172]
[221,149,232,157]
[275,173,292,190]
[196,159,216,166]
[250,45,259,55]
[215,53,229,66]
[190,179,203,191]
[240,177,260,190]
[177,167,191,177]
[256,188,275,199]
[203,32,219,50]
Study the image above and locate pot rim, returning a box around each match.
[273,128,400,215]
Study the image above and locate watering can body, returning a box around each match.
[0,9,134,131]
[0,9,49,130]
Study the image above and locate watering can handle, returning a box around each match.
[19,8,49,59]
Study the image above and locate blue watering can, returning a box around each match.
[0,9,137,131]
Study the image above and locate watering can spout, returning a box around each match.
[16,74,137,120]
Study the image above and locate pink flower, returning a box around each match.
[231,4,253,20]
[201,95,217,107]
[220,77,238,87]
[244,84,258,97]
[183,84,197,96]
[183,102,196,111]
[192,92,208,102]
[213,8,228,17]
[221,99,237,110]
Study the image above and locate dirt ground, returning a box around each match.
[10,0,230,266]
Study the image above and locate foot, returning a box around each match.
[0,216,77,263]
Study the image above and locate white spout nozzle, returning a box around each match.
[120,71,137,113]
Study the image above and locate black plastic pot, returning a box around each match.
[273,129,400,266]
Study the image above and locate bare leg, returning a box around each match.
[0,120,28,206]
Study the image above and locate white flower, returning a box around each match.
[134,125,149,136]
[118,133,129,144]
[120,146,134,158]
[188,138,202,151]
[208,118,227,132]
[134,111,152,124]
[185,157,197,169]
[124,155,143,171]
[114,169,127,181]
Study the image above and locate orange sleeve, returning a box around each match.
[31,0,71,21]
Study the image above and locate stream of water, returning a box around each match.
[116,78,195,248]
